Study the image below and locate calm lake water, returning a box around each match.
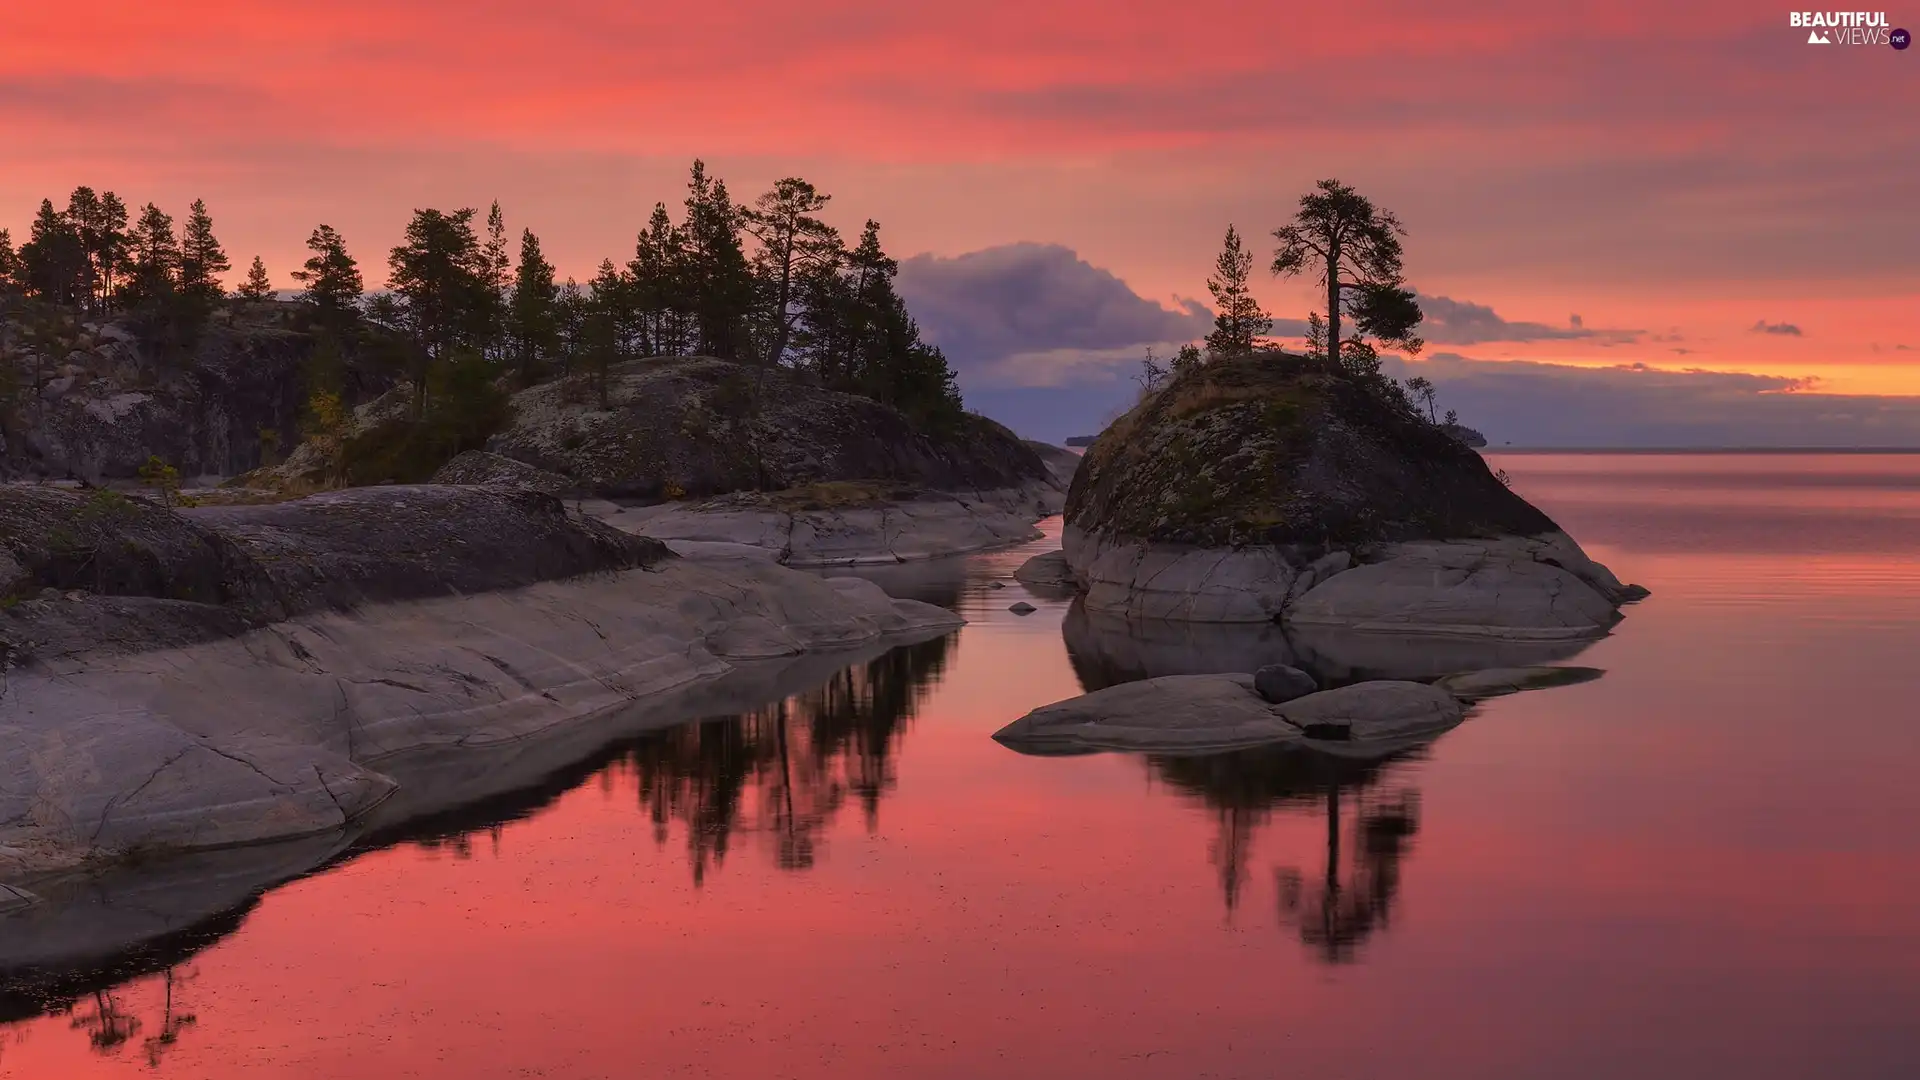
[5,453,1919,1078]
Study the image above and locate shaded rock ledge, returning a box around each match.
[0,484,959,884]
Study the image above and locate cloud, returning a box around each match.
[1390,353,1920,447]
[896,243,1215,388]
[1414,293,1639,345]
[1750,320,1804,336]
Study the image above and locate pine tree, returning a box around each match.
[63,186,105,310]
[680,161,756,359]
[584,263,628,408]
[507,228,558,386]
[1203,225,1271,359]
[177,198,232,307]
[743,177,840,368]
[387,207,491,408]
[120,203,180,310]
[1272,179,1423,367]
[0,229,21,294]
[237,255,275,300]
[480,200,512,360]
[19,199,87,305]
[628,202,687,356]
[98,192,130,307]
[292,224,365,336]
[555,278,586,375]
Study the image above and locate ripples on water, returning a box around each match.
[4,454,1918,1078]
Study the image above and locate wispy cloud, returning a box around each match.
[1750,320,1804,336]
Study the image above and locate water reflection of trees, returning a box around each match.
[615,632,955,884]
[1149,745,1425,963]
[0,634,957,1053]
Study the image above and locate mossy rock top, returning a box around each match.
[1065,353,1557,548]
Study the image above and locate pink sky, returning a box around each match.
[4,0,1914,393]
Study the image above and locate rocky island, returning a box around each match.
[1036,350,1646,634]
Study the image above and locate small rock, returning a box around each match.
[1253,663,1318,704]
[987,580,1005,589]
[38,587,62,601]
[1008,602,1037,615]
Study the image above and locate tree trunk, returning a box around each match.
[1325,240,1342,364]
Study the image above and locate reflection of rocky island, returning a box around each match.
[1151,745,1420,961]
[1063,598,1605,692]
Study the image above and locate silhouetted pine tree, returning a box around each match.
[0,229,21,294]
[629,202,688,356]
[1203,225,1271,358]
[387,208,492,408]
[508,228,559,386]
[19,200,87,306]
[292,225,364,338]
[680,161,755,359]
[237,255,275,300]
[178,199,232,321]
[743,177,839,368]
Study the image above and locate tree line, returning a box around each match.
[0,161,963,427]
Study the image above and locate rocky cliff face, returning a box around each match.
[485,357,1050,499]
[0,306,318,482]
[1057,353,1643,628]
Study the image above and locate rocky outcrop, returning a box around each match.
[0,483,960,884]
[1058,353,1645,634]
[993,674,1463,757]
[430,449,573,494]
[1,308,317,482]
[593,481,1063,567]
[483,356,1049,499]
[1023,440,1083,489]
[1013,549,1076,589]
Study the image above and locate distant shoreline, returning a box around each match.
[1482,447,1920,455]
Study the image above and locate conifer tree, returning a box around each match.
[628,202,687,356]
[177,198,232,307]
[237,255,275,300]
[63,186,105,310]
[0,229,21,294]
[387,207,491,408]
[508,228,558,386]
[1271,179,1423,370]
[680,161,755,359]
[1203,225,1271,358]
[19,199,87,305]
[744,177,840,368]
[98,192,130,306]
[292,224,365,336]
[120,203,180,310]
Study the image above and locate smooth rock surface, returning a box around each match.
[993,674,1300,755]
[1009,602,1037,615]
[1276,682,1464,749]
[1,486,962,882]
[1013,549,1077,589]
[1253,664,1318,704]
[599,483,1062,566]
[1288,534,1625,639]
